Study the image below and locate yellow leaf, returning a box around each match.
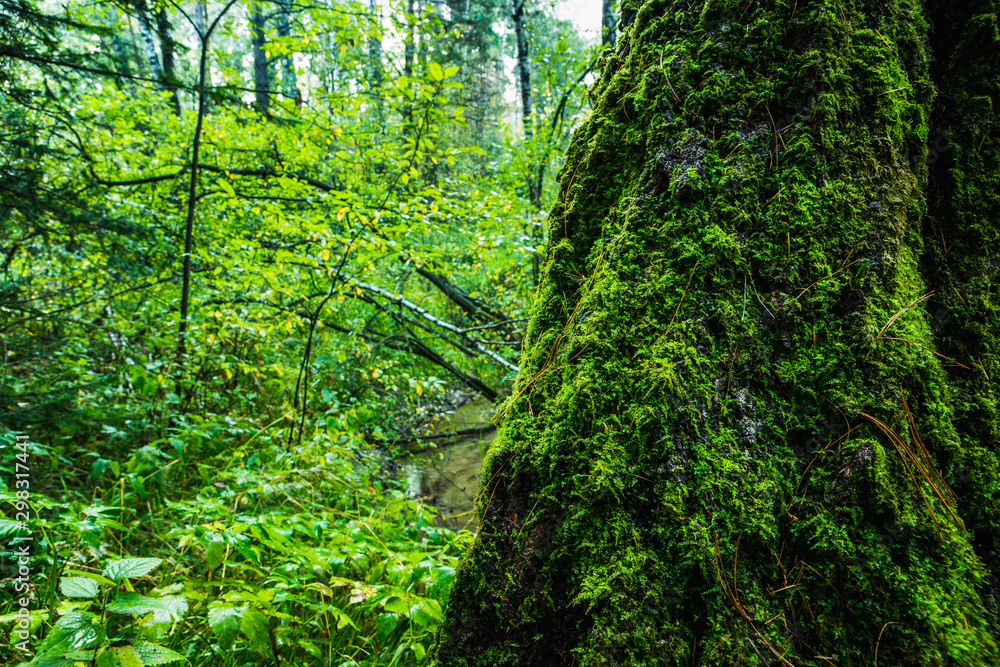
[416,384,423,396]
[337,207,349,221]
[320,249,330,261]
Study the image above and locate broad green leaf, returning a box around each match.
[383,596,410,615]
[223,530,259,565]
[132,641,187,665]
[25,658,76,667]
[219,179,236,198]
[64,570,116,587]
[408,598,444,629]
[240,608,270,654]
[331,608,357,630]
[103,558,163,582]
[428,61,444,82]
[106,592,168,616]
[205,540,225,570]
[33,612,103,658]
[207,604,242,650]
[95,643,144,667]
[299,639,321,658]
[60,576,99,598]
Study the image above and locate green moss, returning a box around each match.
[432,1,1000,665]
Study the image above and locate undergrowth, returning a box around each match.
[0,415,471,666]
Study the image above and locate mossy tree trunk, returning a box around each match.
[432,1,1000,665]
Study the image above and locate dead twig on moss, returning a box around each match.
[713,532,797,667]
[859,394,964,542]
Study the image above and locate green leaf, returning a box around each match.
[153,594,188,623]
[299,639,321,658]
[240,608,270,654]
[219,179,236,198]
[408,598,444,629]
[95,643,144,667]
[65,570,116,587]
[331,608,358,630]
[428,61,444,82]
[208,604,242,650]
[132,641,187,665]
[383,596,410,615]
[103,557,163,582]
[443,65,460,79]
[106,592,168,616]
[60,576,99,598]
[32,612,103,659]
[205,539,225,570]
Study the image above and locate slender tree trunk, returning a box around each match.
[249,3,270,113]
[155,8,181,114]
[403,0,415,79]
[401,0,416,123]
[432,1,1000,664]
[276,3,296,100]
[102,6,133,90]
[176,0,239,362]
[512,0,543,284]
[511,0,533,143]
[135,6,162,79]
[194,0,207,37]
[601,0,615,47]
[367,0,384,120]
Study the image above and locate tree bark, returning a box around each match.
[512,0,533,145]
[249,3,270,113]
[922,0,1000,629]
[368,0,384,124]
[155,8,181,115]
[512,0,543,283]
[102,6,133,90]
[135,5,162,79]
[276,2,296,100]
[601,0,615,47]
[432,1,1000,665]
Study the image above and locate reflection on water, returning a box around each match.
[401,398,495,531]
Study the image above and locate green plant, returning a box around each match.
[27,558,186,667]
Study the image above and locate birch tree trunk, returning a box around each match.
[431,1,1000,664]
[135,5,162,80]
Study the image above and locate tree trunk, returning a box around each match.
[277,3,296,100]
[155,8,181,115]
[601,0,615,47]
[512,0,543,283]
[135,6,162,79]
[512,0,533,144]
[102,6,133,90]
[368,0,384,122]
[432,1,1000,665]
[249,4,270,113]
[922,0,1000,629]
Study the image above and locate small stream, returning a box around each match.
[400,397,495,531]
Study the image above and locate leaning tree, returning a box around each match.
[432,0,1000,664]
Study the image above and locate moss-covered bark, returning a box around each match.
[432,1,1000,664]
[921,2,1000,636]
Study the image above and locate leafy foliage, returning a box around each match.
[0,0,595,664]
